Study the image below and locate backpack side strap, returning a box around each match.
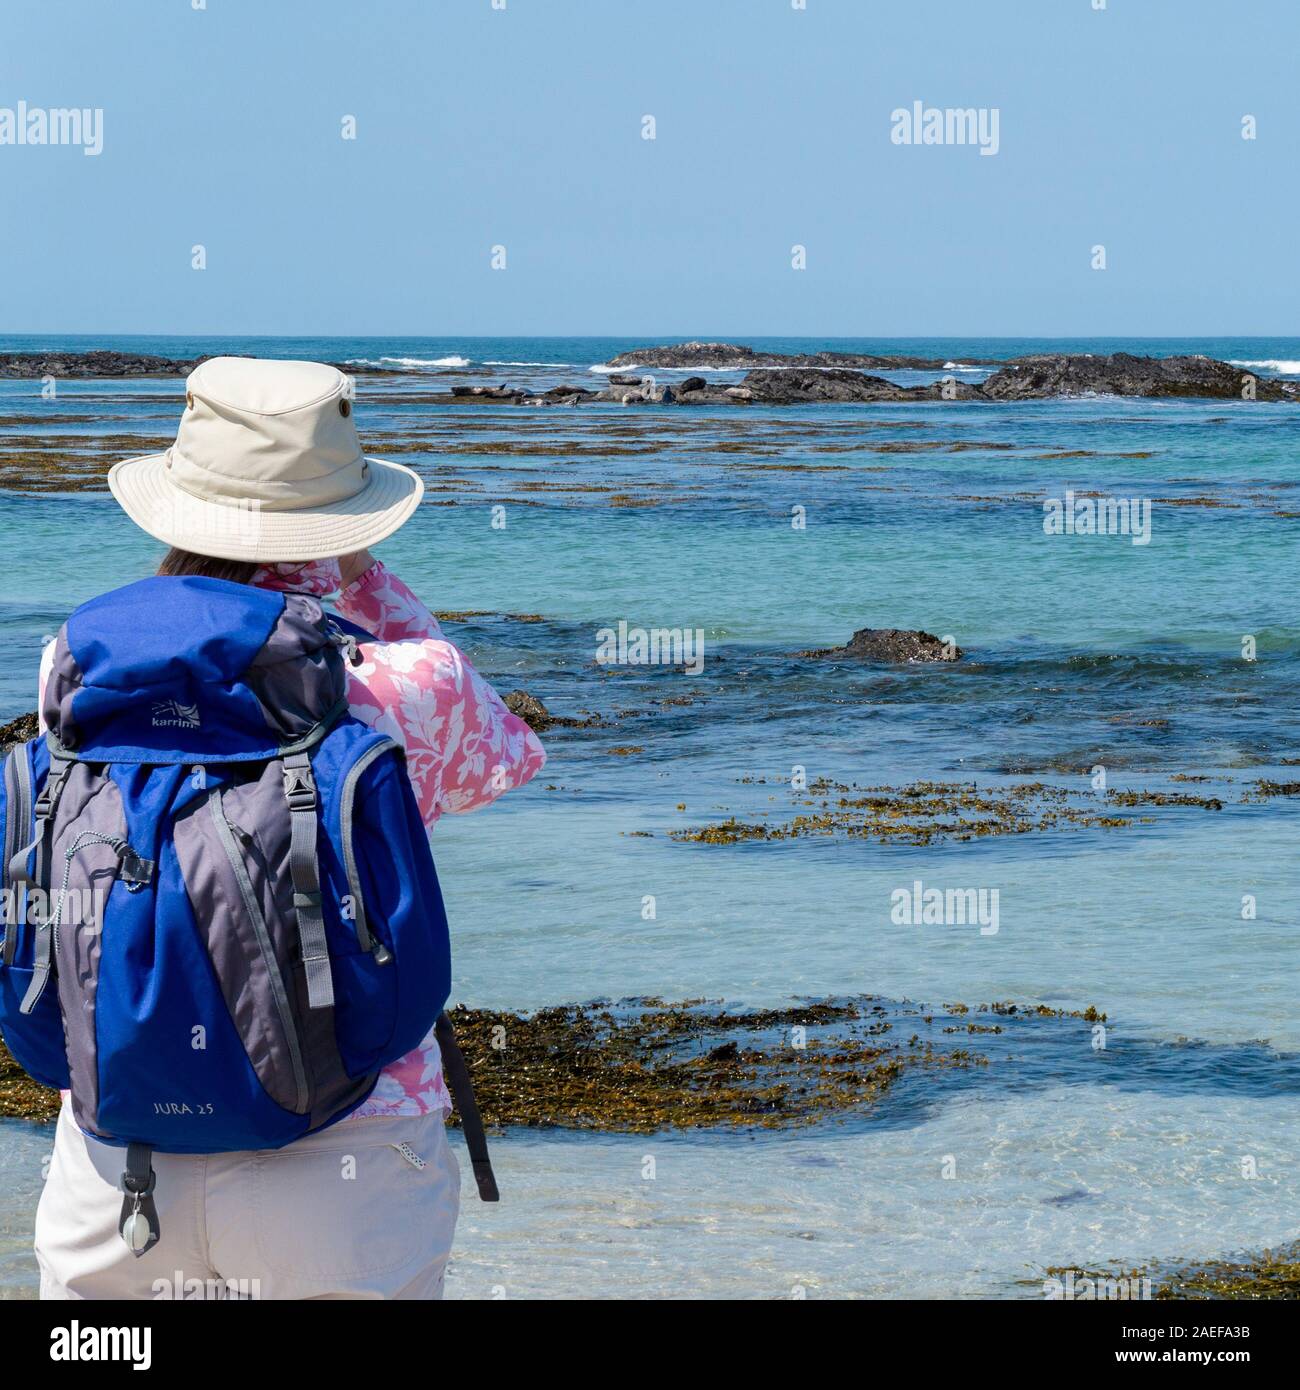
[434,1011,500,1202]
[16,752,74,1014]
[282,752,335,1011]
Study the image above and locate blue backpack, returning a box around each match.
[0,575,496,1256]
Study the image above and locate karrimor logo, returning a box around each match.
[890,100,1000,156]
[151,699,201,729]
[0,101,104,156]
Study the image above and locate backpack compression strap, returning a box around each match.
[434,1012,500,1201]
[282,752,335,1010]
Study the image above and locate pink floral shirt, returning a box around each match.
[39,559,546,1123]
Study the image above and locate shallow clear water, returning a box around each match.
[449,1088,1300,1300]
[0,335,1296,1298]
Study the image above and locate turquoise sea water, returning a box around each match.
[1,335,1297,1299]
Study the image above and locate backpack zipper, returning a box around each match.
[208,789,310,1115]
[339,738,400,961]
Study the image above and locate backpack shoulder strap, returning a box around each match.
[282,751,334,1011]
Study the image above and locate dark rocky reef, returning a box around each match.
[598,344,1298,403]
[0,350,209,378]
[980,351,1290,401]
[11,344,1293,403]
[0,351,402,380]
[735,368,980,404]
[604,340,992,371]
[798,628,964,663]
[438,351,1296,407]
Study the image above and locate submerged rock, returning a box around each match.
[799,628,963,663]
[503,690,553,731]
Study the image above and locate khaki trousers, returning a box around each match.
[35,1098,460,1300]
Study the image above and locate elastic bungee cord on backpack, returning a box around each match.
[47,831,153,952]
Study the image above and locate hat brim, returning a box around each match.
[107,453,424,563]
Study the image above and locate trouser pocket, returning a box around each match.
[249,1113,460,1281]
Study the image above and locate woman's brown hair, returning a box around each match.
[156,548,259,585]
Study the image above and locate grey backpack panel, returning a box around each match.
[173,780,309,1116]
[172,759,373,1127]
[243,596,351,742]
[47,764,132,1133]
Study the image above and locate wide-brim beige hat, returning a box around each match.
[108,356,423,563]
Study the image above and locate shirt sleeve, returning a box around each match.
[336,561,444,642]
[336,564,546,827]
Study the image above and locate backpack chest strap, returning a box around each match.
[282,752,335,1011]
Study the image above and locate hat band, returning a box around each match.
[165,445,370,512]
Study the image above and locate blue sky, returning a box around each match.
[1,0,1297,336]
